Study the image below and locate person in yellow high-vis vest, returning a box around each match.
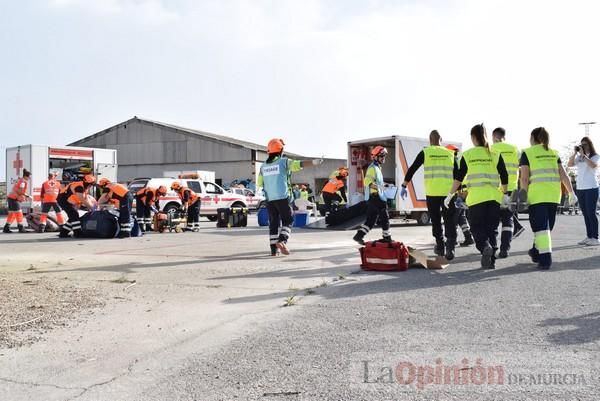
[491,127,525,258]
[520,127,576,270]
[445,124,509,269]
[401,130,458,260]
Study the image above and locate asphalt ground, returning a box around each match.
[0,213,599,401]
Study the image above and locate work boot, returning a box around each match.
[3,224,12,234]
[498,249,509,259]
[434,240,445,256]
[528,248,539,264]
[38,224,46,233]
[270,244,280,256]
[460,233,474,247]
[353,232,365,245]
[380,236,393,243]
[537,263,551,270]
[145,224,153,232]
[18,224,26,233]
[73,229,83,238]
[118,231,131,239]
[481,245,495,269]
[445,244,455,261]
[58,227,70,238]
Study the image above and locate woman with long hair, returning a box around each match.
[445,124,509,269]
[520,127,576,269]
[567,136,599,245]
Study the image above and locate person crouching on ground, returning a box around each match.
[353,146,392,245]
[257,138,322,256]
[97,178,134,238]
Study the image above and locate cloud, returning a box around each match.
[47,0,180,24]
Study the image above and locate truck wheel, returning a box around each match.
[164,203,180,214]
[231,202,246,209]
[207,216,218,222]
[413,212,430,226]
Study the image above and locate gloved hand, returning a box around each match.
[500,193,511,209]
[443,193,454,209]
[151,206,158,213]
[568,192,578,206]
[312,158,324,166]
[400,186,408,200]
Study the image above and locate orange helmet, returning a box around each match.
[371,146,388,159]
[157,185,167,195]
[267,138,285,154]
[171,181,182,191]
[446,144,459,152]
[98,177,111,187]
[338,167,349,177]
[83,175,96,184]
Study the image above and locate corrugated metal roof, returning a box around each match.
[71,116,309,158]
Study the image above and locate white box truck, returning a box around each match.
[347,135,461,225]
[5,144,117,211]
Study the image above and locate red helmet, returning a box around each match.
[83,175,96,184]
[371,146,388,159]
[98,177,111,187]
[267,138,285,154]
[157,185,167,195]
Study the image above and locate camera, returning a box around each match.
[575,145,581,152]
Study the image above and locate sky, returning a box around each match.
[1,0,599,179]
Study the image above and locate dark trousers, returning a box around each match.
[427,195,457,246]
[187,200,201,228]
[455,208,470,234]
[135,197,151,224]
[268,198,294,253]
[323,192,342,212]
[356,197,390,239]
[41,202,62,214]
[577,188,599,239]
[528,203,557,267]
[117,193,134,234]
[468,201,500,254]
[499,208,514,251]
[57,193,81,233]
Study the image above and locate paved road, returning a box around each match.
[1,214,599,400]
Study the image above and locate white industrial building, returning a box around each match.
[70,117,345,192]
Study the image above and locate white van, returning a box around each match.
[128,177,247,221]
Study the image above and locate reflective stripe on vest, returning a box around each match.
[524,145,561,205]
[462,147,503,206]
[42,179,60,202]
[491,142,520,191]
[261,157,290,201]
[423,146,454,196]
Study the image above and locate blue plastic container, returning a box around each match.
[293,212,309,227]
[257,207,269,226]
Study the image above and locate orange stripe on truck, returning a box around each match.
[397,142,427,208]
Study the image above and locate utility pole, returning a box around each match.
[579,122,596,136]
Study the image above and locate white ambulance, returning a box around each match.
[5,144,117,212]
[347,135,461,225]
[128,176,248,221]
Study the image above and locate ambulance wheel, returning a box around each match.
[207,216,218,222]
[413,212,430,226]
[164,203,180,214]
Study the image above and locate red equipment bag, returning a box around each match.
[360,240,410,271]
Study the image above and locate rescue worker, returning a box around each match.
[4,169,31,233]
[400,130,458,260]
[170,182,200,232]
[299,185,309,201]
[321,167,348,213]
[520,127,576,270]
[257,138,322,256]
[97,178,134,238]
[445,124,509,269]
[39,172,66,233]
[135,185,167,232]
[491,127,525,258]
[446,144,475,247]
[57,174,96,238]
[353,145,392,245]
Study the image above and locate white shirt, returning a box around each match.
[575,154,600,190]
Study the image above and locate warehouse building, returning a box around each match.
[70,117,346,192]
